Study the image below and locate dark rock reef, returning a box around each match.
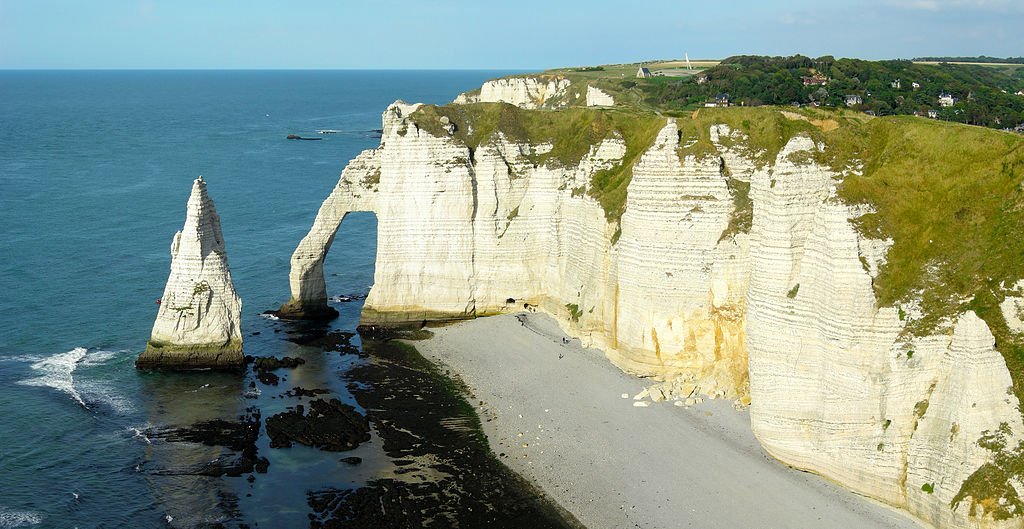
[265,398,370,452]
[245,355,305,386]
[146,409,269,477]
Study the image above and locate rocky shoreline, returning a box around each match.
[137,310,580,528]
[307,337,580,529]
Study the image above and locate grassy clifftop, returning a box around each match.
[411,69,1023,391]
[412,95,1022,346]
[409,103,664,226]
[406,66,1024,518]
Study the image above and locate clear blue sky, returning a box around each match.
[1,0,1021,69]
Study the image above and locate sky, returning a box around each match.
[0,0,1021,69]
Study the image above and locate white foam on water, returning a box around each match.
[79,349,135,413]
[16,348,135,413]
[126,424,153,445]
[0,354,44,363]
[260,313,280,321]
[17,347,88,408]
[0,508,43,528]
[76,379,135,414]
[79,349,120,366]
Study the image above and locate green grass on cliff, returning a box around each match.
[833,117,1024,337]
[410,103,664,224]
[667,107,1024,345]
[411,99,1024,350]
[424,67,1024,517]
[674,106,1024,516]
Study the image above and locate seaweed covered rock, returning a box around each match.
[266,398,370,451]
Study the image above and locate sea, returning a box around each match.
[0,70,569,529]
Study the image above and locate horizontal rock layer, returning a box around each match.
[139,177,243,370]
[284,99,1023,528]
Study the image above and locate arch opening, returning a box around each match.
[322,211,378,328]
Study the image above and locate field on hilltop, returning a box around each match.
[539,55,1024,130]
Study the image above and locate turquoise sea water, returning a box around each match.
[0,70,516,528]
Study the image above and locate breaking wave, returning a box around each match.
[16,348,133,413]
[17,348,88,408]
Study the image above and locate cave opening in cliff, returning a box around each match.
[322,211,377,327]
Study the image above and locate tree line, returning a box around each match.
[639,55,1024,130]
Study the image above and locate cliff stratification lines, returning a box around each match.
[138,177,243,370]
[283,73,1024,528]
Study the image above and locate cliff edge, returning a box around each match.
[283,71,1024,528]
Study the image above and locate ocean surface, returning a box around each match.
[0,70,532,528]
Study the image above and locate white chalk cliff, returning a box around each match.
[283,92,1024,528]
[139,177,243,370]
[454,76,615,109]
[585,85,615,107]
[454,76,572,108]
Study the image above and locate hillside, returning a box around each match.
[631,55,1024,129]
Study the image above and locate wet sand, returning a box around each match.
[416,312,925,529]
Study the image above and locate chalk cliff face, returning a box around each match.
[138,177,243,370]
[454,76,616,109]
[585,86,615,107]
[454,76,572,108]
[283,92,1024,528]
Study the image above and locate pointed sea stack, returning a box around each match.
[137,176,243,370]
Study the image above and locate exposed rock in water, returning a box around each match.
[286,329,360,354]
[265,398,370,451]
[137,176,243,371]
[309,479,575,529]
[251,355,305,371]
[270,303,339,321]
[284,387,330,399]
[146,409,268,477]
[246,355,305,386]
[306,340,577,529]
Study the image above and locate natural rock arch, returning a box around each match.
[279,208,378,320]
[278,149,382,320]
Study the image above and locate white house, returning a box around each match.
[845,94,863,106]
[939,93,956,107]
[912,82,921,90]
[927,109,939,119]
[636,66,653,79]
[891,79,901,89]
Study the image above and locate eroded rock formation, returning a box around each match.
[585,85,615,106]
[454,76,572,108]
[138,177,243,370]
[282,88,1024,528]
